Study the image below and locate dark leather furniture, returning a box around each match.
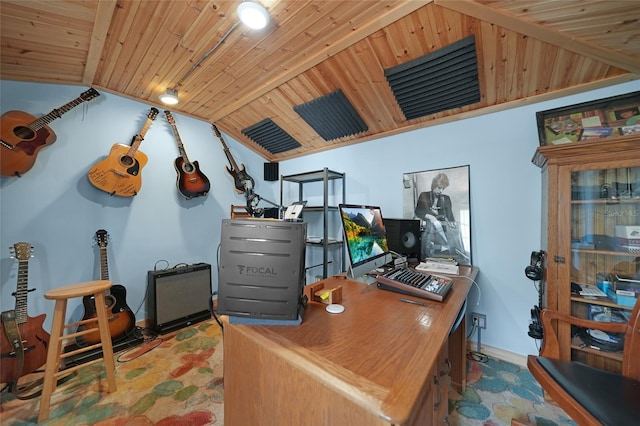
[527,301,640,425]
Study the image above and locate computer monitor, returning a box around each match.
[338,204,392,284]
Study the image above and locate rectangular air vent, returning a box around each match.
[293,89,368,141]
[242,118,301,154]
[385,35,480,120]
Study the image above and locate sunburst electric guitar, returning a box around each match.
[76,230,135,346]
[0,243,50,384]
[164,111,211,199]
[1,88,100,177]
[87,107,158,196]
[211,123,254,193]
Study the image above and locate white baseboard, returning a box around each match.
[467,340,527,367]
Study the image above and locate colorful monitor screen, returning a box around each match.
[338,204,392,282]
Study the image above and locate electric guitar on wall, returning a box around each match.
[211,123,254,194]
[0,88,101,177]
[0,243,50,384]
[87,107,158,196]
[76,230,135,346]
[164,111,211,199]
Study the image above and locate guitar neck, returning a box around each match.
[212,124,240,171]
[30,88,99,131]
[166,114,190,163]
[99,246,110,281]
[14,260,29,324]
[127,124,150,158]
[126,108,158,158]
[224,146,239,171]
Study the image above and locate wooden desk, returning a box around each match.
[223,266,477,425]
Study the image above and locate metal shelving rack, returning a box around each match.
[280,168,345,280]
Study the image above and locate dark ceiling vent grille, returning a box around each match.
[242,118,301,154]
[384,35,480,120]
[293,89,368,141]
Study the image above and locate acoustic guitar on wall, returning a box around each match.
[76,230,135,346]
[0,243,50,385]
[1,88,100,177]
[164,111,211,199]
[211,123,254,194]
[87,107,158,196]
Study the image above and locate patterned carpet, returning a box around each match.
[449,356,576,426]
[1,320,574,425]
[1,321,225,425]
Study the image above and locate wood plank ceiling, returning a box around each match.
[1,0,639,161]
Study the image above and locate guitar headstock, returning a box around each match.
[11,242,33,261]
[148,107,159,120]
[95,229,109,248]
[81,87,101,101]
[211,123,222,137]
[164,110,175,125]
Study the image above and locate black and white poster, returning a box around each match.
[403,165,472,265]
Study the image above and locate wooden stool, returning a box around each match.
[38,280,117,423]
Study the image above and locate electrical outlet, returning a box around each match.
[472,312,486,329]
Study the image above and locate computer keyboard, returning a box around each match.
[375,267,453,302]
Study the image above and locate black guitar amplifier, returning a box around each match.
[146,263,212,334]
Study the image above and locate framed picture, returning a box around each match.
[402,165,472,265]
[536,91,640,146]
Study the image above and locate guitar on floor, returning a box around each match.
[87,107,158,196]
[1,88,101,177]
[76,230,135,346]
[211,123,254,194]
[164,111,211,199]
[0,243,50,385]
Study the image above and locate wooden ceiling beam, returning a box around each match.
[211,0,432,121]
[435,0,640,75]
[83,0,117,85]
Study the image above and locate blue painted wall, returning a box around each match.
[0,81,265,331]
[2,78,638,357]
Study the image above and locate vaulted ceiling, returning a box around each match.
[2,0,639,161]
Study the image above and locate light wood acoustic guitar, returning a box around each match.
[1,88,100,177]
[211,123,254,194]
[76,230,135,346]
[87,107,158,196]
[164,111,211,199]
[0,243,50,384]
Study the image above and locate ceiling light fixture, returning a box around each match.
[159,2,270,105]
[159,89,179,105]
[237,1,270,30]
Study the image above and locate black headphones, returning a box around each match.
[528,305,543,339]
[525,250,545,281]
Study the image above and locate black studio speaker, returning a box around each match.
[383,218,421,262]
[264,162,279,181]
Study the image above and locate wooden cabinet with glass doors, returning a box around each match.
[534,136,640,373]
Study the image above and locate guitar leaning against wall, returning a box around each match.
[0,88,100,177]
[0,243,50,385]
[87,107,158,196]
[76,230,135,346]
[164,111,211,199]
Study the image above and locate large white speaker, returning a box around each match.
[146,263,212,334]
